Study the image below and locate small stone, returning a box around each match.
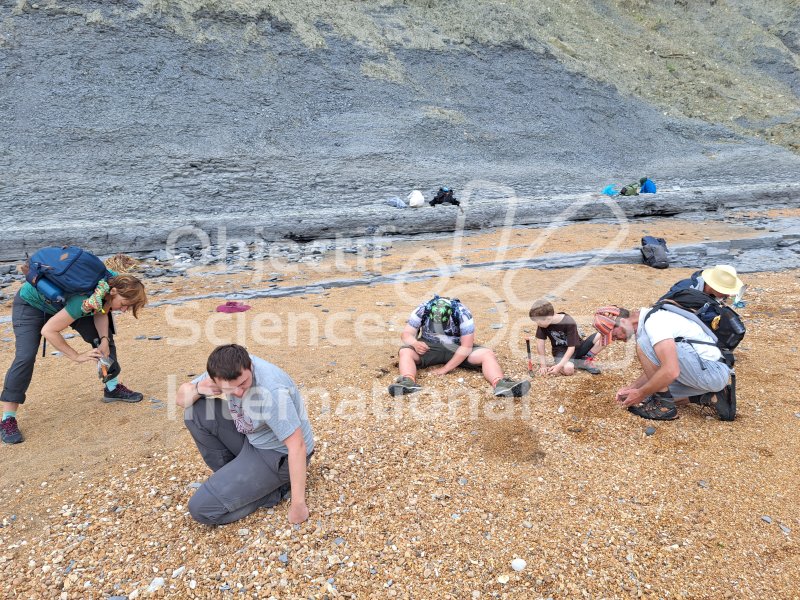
[147,577,165,593]
[521,520,533,529]
[497,574,510,584]
[135,335,146,340]
[645,426,656,436]
[188,482,202,489]
[147,335,163,341]
[567,426,583,433]
[333,537,345,546]
[511,558,527,572]
[172,566,185,578]
[278,553,289,564]
[238,528,250,536]
[63,333,76,339]
[761,515,773,524]
[490,324,503,329]
[557,405,565,414]
[458,478,468,485]
[149,397,161,403]
[794,412,800,418]
[698,480,709,489]
[51,351,63,357]
[779,524,791,534]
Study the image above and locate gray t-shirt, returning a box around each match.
[193,356,315,454]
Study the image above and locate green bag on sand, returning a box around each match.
[620,182,640,196]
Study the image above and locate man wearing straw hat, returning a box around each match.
[668,264,745,302]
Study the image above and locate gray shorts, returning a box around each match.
[401,341,483,371]
[637,334,730,397]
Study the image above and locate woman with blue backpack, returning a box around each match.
[1,247,148,445]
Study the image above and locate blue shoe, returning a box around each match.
[1,417,24,444]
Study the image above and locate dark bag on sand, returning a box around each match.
[26,246,112,307]
[641,236,669,269]
[620,182,640,196]
[429,187,460,207]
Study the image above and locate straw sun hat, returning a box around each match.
[701,265,744,296]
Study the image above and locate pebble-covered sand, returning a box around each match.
[1,218,799,599]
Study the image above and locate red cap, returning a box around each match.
[593,306,621,346]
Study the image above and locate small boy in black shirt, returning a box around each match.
[529,300,602,376]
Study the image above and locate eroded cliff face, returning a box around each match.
[0,0,798,258]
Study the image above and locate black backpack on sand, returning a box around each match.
[641,236,669,269]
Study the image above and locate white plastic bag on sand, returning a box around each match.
[407,190,424,207]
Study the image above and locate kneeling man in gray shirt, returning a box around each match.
[176,344,315,525]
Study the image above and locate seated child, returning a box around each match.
[529,300,602,375]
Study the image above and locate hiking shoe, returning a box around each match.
[102,383,144,403]
[1,417,24,444]
[493,378,531,398]
[573,358,601,375]
[279,482,291,502]
[627,393,678,421]
[387,376,422,396]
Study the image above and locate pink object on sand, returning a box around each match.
[216,301,251,313]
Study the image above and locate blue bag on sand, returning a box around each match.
[601,185,618,196]
[385,196,407,209]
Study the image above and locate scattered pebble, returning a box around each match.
[134,335,146,340]
[187,482,202,489]
[334,536,345,545]
[147,577,165,593]
[171,566,185,578]
[278,553,289,564]
[490,324,503,329]
[698,480,709,489]
[147,335,163,341]
[557,405,565,414]
[458,477,468,485]
[238,528,250,536]
[761,515,773,524]
[497,574,510,584]
[779,524,791,534]
[645,426,656,436]
[511,558,527,572]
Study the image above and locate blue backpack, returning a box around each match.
[26,246,112,307]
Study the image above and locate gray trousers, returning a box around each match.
[185,397,307,526]
[1,292,120,405]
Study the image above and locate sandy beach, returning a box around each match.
[1,215,799,599]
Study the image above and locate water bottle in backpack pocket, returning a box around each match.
[26,246,112,308]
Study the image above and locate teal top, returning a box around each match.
[19,283,92,320]
[19,269,117,321]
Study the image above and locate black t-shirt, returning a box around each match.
[535,313,581,356]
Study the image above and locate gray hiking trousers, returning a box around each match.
[184,397,311,526]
